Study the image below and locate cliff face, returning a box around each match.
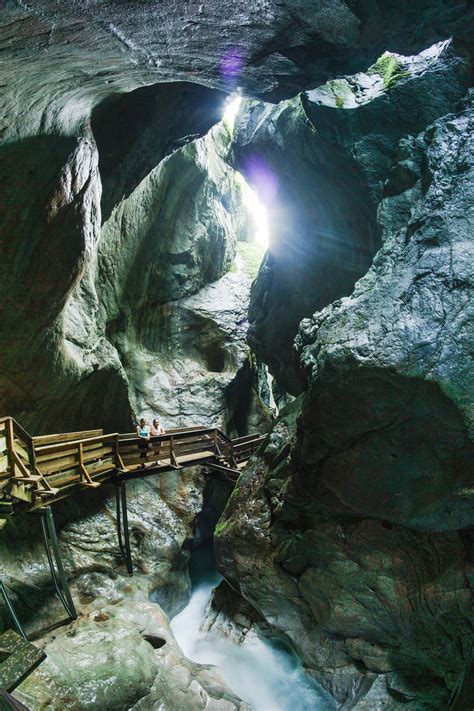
[215,53,474,710]
[1,3,474,710]
[1,3,471,433]
[0,80,270,434]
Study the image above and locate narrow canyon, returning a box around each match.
[0,2,472,710]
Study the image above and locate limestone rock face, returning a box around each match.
[216,91,474,709]
[304,40,472,202]
[15,601,250,710]
[62,119,270,433]
[0,82,269,434]
[2,0,472,114]
[296,92,474,531]
[0,81,234,434]
[240,40,471,396]
[231,98,380,394]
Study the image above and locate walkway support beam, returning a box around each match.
[40,506,77,621]
[115,481,133,575]
[0,580,27,641]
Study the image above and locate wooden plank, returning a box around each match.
[119,441,172,454]
[32,429,103,445]
[78,441,99,488]
[0,453,9,473]
[35,433,118,457]
[9,482,34,503]
[35,443,103,465]
[0,629,46,693]
[46,457,116,488]
[28,469,114,511]
[176,450,214,463]
[173,443,215,458]
[205,462,240,479]
[37,445,114,475]
[231,433,263,445]
[12,441,30,462]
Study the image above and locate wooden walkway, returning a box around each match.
[0,416,265,638]
[0,417,265,524]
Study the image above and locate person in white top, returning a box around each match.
[150,418,165,465]
[136,418,150,468]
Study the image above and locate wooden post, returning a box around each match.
[169,436,178,467]
[213,430,222,457]
[114,435,125,470]
[78,442,99,488]
[5,419,16,477]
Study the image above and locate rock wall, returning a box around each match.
[231,97,380,394]
[0,78,271,435]
[240,39,472,396]
[1,4,474,710]
[215,67,474,711]
[1,468,253,709]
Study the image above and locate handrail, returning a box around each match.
[0,416,34,446]
[119,427,217,445]
[35,432,119,454]
[0,415,266,512]
[119,426,206,438]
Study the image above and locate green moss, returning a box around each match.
[215,519,230,536]
[335,95,344,108]
[237,242,266,279]
[371,52,409,89]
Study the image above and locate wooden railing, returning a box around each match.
[0,418,267,519]
[0,417,59,515]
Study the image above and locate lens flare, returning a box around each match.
[220,46,246,83]
[243,155,278,205]
[223,95,242,131]
[240,179,269,249]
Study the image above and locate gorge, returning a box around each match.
[0,2,473,710]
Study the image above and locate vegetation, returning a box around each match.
[372,52,409,89]
[335,95,344,108]
[215,519,230,536]
[237,242,266,279]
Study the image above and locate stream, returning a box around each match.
[171,543,336,710]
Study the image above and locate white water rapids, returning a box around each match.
[171,545,335,711]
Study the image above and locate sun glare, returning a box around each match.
[223,94,242,132]
[240,179,269,249]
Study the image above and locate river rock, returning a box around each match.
[14,600,250,710]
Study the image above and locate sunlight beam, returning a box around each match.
[223,94,242,132]
[240,179,269,249]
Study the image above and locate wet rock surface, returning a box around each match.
[1,3,473,710]
[216,89,474,710]
[2,0,472,112]
[62,119,269,434]
[15,601,250,710]
[0,470,205,637]
[0,93,267,434]
[241,39,471,395]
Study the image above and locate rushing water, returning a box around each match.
[171,544,335,711]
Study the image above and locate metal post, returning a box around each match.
[115,481,133,575]
[40,506,77,620]
[0,580,27,640]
